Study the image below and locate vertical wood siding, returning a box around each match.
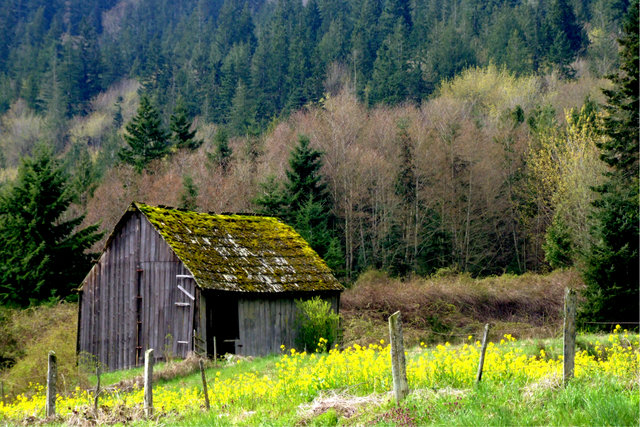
[236,294,339,357]
[78,212,194,371]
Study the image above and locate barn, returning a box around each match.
[77,202,343,371]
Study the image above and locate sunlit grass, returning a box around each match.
[0,326,637,425]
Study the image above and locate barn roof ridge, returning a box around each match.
[132,202,343,293]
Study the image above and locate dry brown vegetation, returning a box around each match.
[340,269,584,347]
[78,67,606,276]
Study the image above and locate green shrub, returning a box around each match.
[295,297,341,352]
[311,408,339,426]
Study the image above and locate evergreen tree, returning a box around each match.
[170,98,202,150]
[285,135,330,214]
[179,175,199,210]
[119,95,170,172]
[582,0,639,326]
[254,135,344,273]
[212,126,232,173]
[0,144,102,307]
[545,0,586,75]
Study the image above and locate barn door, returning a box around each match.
[173,274,195,357]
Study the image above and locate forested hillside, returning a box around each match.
[0,0,637,325]
[0,0,629,136]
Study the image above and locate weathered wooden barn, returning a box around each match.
[77,202,343,371]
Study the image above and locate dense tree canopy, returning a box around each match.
[0,145,102,307]
[0,0,630,133]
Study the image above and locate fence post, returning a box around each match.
[388,311,409,402]
[199,359,210,410]
[144,349,154,417]
[476,323,490,383]
[94,365,101,412]
[563,288,577,386]
[46,351,57,417]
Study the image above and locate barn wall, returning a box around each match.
[79,212,196,371]
[233,292,340,357]
[78,211,139,371]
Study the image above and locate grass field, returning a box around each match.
[0,327,637,426]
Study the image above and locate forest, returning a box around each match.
[0,0,637,325]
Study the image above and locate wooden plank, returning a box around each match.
[178,285,195,301]
[199,289,207,355]
[268,299,275,354]
[246,299,252,356]
[237,298,244,356]
[100,248,108,369]
[126,218,133,369]
[116,228,123,370]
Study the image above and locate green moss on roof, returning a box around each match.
[134,202,343,293]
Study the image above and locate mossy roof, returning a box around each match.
[134,202,343,293]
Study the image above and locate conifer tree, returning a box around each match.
[170,98,202,150]
[0,144,102,307]
[213,126,232,173]
[285,135,330,214]
[582,0,639,326]
[119,95,170,172]
[179,175,199,211]
[255,135,344,273]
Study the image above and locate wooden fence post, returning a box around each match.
[144,349,154,417]
[563,288,577,386]
[94,365,101,412]
[388,311,409,402]
[213,336,217,368]
[46,351,57,417]
[476,323,490,383]
[199,359,210,410]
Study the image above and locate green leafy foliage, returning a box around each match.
[0,144,102,307]
[295,296,341,352]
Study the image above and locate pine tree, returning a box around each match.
[285,135,330,214]
[119,95,170,172]
[170,98,202,150]
[254,135,344,273]
[212,126,232,173]
[179,175,199,211]
[582,0,639,327]
[0,144,102,307]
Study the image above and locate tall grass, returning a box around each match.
[341,269,582,347]
[0,302,86,398]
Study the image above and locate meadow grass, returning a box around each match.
[0,325,637,426]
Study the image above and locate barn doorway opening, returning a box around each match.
[208,293,239,356]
